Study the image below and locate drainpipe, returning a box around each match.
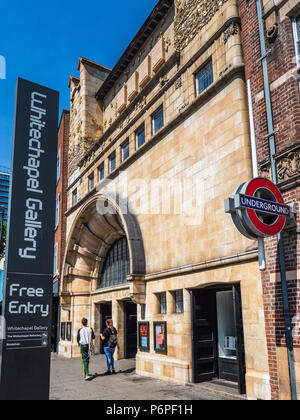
[253,0,297,400]
[247,79,266,271]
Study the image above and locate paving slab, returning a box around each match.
[50,354,246,401]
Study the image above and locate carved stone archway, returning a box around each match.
[61,194,146,304]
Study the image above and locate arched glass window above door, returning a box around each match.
[98,237,130,289]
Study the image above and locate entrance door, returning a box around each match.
[191,290,218,382]
[191,285,246,394]
[216,290,238,383]
[124,301,137,359]
[100,302,112,354]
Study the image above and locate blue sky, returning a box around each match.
[0,0,158,169]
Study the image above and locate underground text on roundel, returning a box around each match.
[19,91,47,260]
[240,194,290,217]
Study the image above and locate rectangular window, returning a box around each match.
[195,61,213,96]
[53,243,58,278]
[72,189,77,206]
[98,163,104,182]
[109,152,116,173]
[159,292,167,314]
[56,150,61,184]
[55,194,60,229]
[121,139,130,162]
[292,15,300,67]
[88,173,94,191]
[152,107,164,135]
[135,125,145,149]
[174,290,184,313]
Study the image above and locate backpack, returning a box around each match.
[107,329,117,348]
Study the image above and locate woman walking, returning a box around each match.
[101,319,119,375]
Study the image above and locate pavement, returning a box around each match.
[50,353,246,401]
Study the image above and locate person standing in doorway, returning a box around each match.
[100,319,119,375]
[77,318,95,380]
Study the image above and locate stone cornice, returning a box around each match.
[144,249,258,281]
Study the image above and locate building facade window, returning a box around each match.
[55,194,60,229]
[109,152,116,173]
[158,292,167,314]
[292,14,300,67]
[195,61,213,96]
[121,139,130,161]
[174,290,184,313]
[135,125,145,149]
[152,107,164,135]
[98,237,130,289]
[53,243,58,278]
[72,189,77,206]
[56,150,61,184]
[88,173,94,191]
[98,163,104,182]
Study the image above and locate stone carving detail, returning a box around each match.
[175,77,182,89]
[174,0,229,51]
[223,23,240,44]
[259,148,300,183]
[277,150,300,182]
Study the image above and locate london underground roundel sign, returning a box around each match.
[225,178,292,239]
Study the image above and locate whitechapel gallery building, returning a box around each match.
[59,0,271,399]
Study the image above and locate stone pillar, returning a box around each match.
[112,299,124,360]
[92,303,101,354]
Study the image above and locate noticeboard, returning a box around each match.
[153,321,167,354]
[138,322,150,352]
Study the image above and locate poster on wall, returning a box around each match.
[154,322,167,354]
[138,322,150,352]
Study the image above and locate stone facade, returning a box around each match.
[239,0,300,400]
[59,0,272,399]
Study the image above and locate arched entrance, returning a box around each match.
[59,194,146,359]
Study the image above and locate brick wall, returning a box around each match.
[54,110,70,283]
[239,0,300,399]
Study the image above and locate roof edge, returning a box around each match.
[77,56,112,73]
[96,0,173,101]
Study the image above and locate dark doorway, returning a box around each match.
[191,284,246,394]
[124,301,137,359]
[100,302,112,354]
[191,289,219,383]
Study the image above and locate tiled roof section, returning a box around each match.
[95,0,173,101]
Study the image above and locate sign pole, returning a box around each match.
[0,78,59,400]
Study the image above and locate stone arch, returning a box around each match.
[61,193,146,302]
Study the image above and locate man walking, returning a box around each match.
[77,318,95,380]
